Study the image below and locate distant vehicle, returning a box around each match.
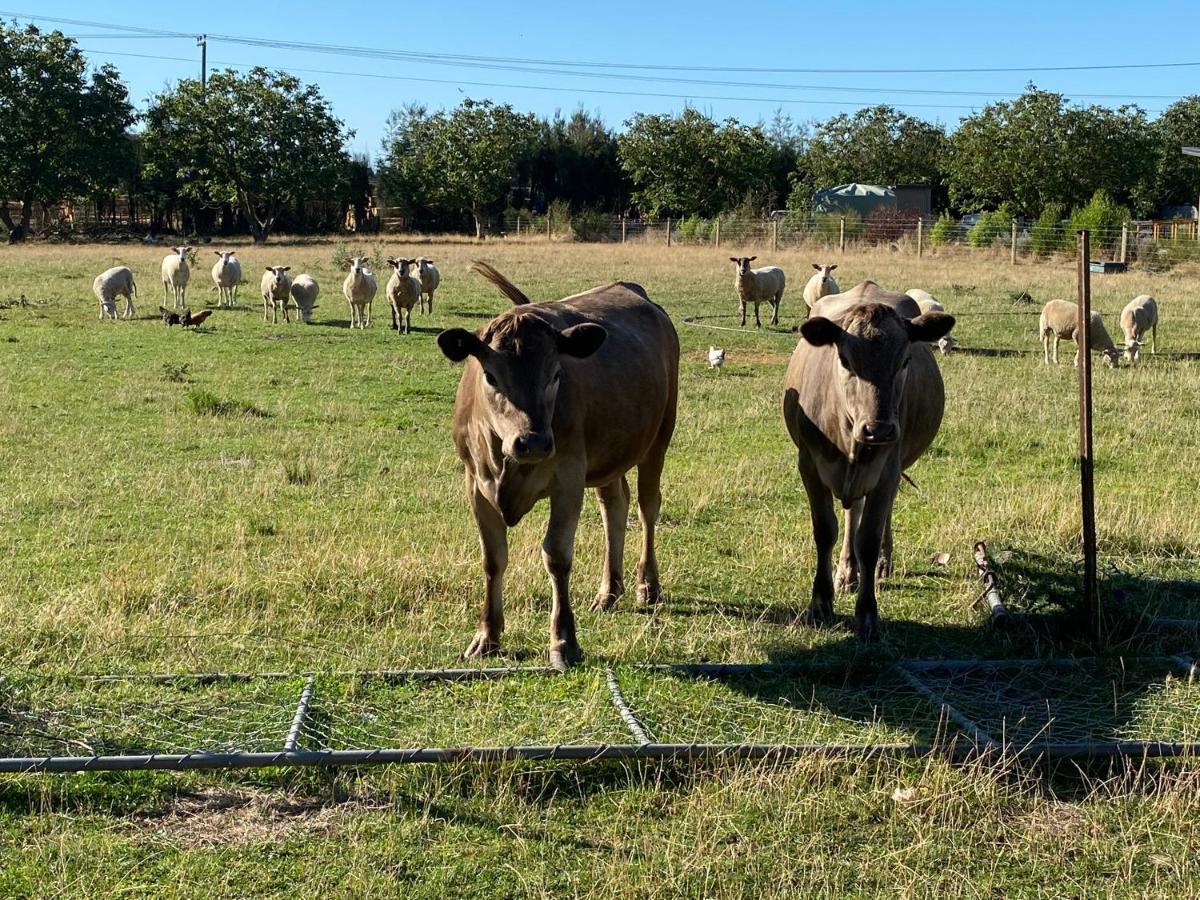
[958,213,982,229]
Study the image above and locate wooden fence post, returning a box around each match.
[1010,220,1018,264]
[666,217,671,247]
[1120,222,1128,264]
[547,211,552,240]
[839,216,846,254]
[916,217,923,258]
[771,218,779,252]
[714,217,720,248]
[1076,230,1099,640]
[620,215,626,244]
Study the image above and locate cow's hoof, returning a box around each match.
[800,603,836,628]
[548,643,583,672]
[462,631,502,659]
[637,582,661,606]
[834,564,858,593]
[590,591,621,612]
[855,618,882,643]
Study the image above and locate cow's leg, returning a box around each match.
[544,473,585,670]
[635,443,667,606]
[591,475,630,612]
[854,478,898,642]
[739,300,746,328]
[464,482,507,658]
[835,498,863,592]
[798,456,837,626]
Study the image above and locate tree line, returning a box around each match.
[3,23,1200,243]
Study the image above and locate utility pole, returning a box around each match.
[198,35,207,92]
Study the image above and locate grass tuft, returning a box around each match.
[185,388,270,418]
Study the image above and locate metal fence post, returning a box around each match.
[621,215,626,244]
[714,217,720,249]
[917,217,923,258]
[1120,223,1128,264]
[1011,220,1018,264]
[771,219,779,252]
[666,217,671,247]
[839,216,846,254]
[1077,230,1099,640]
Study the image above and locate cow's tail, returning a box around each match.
[471,260,530,306]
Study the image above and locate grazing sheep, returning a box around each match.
[385,258,422,335]
[803,263,840,310]
[211,251,242,307]
[342,256,377,329]
[289,274,320,324]
[730,256,786,328]
[905,288,944,314]
[413,257,440,313]
[708,346,726,370]
[93,266,137,320]
[260,266,293,324]
[1119,294,1158,363]
[1039,299,1120,368]
[161,246,192,309]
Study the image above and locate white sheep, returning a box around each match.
[385,258,422,335]
[93,266,137,320]
[1119,294,1158,363]
[260,266,293,324]
[342,256,377,329]
[211,251,242,307]
[803,263,840,310]
[1039,299,1120,368]
[289,274,320,324]
[160,246,192,309]
[905,288,944,314]
[413,257,440,313]
[729,255,786,328]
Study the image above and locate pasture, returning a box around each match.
[0,238,1198,896]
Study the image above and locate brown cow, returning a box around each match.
[437,262,679,669]
[782,282,954,640]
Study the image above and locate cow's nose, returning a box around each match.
[512,431,555,461]
[859,422,898,445]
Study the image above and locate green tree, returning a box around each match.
[788,105,945,208]
[143,68,351,243]
[0,23,135,241]
[380,98,537,238]
[946,87,1154,217]
[1148,96,1200,213]
[521,108,627,214]
[617,108,775,217]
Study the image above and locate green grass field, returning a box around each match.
[0,237,1198,897]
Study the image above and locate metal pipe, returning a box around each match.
[0,740,1195,773]
[973,541,1011,625]
[604,667,652,745]
[283,676,315,752]
[895,665,999,750]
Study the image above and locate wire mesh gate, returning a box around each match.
[0,657,1196,773]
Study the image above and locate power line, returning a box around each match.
[9,8,1200,76]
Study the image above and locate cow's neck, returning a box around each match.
[833,442,896,506]
[470,425,552,526]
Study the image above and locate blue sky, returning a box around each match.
[9,1,1200,158]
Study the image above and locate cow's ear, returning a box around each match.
[557,323,607,358]
[800,316,842,347]
[437,328,487,363]
[907,312,955,343]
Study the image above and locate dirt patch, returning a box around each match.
[134,787,383,848]
[692,349,792,366]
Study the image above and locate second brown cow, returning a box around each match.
[437,262,679,669]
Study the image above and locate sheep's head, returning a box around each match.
[214,250,237,263]
[344,256,370,275]
[263,265,290,292]
[1102,347,1121,368]
[172,246,193,260]
[1123,338,1141,362]
[812,263,837,281]
[387,257,415,277]
[729,256,757,274]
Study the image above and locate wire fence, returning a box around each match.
[502,214,1200,270]
[0,656,1196,773]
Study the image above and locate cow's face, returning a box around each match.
[438,315,607,463]
[801,304,954,448]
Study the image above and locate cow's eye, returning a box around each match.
[483,371,497,388]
